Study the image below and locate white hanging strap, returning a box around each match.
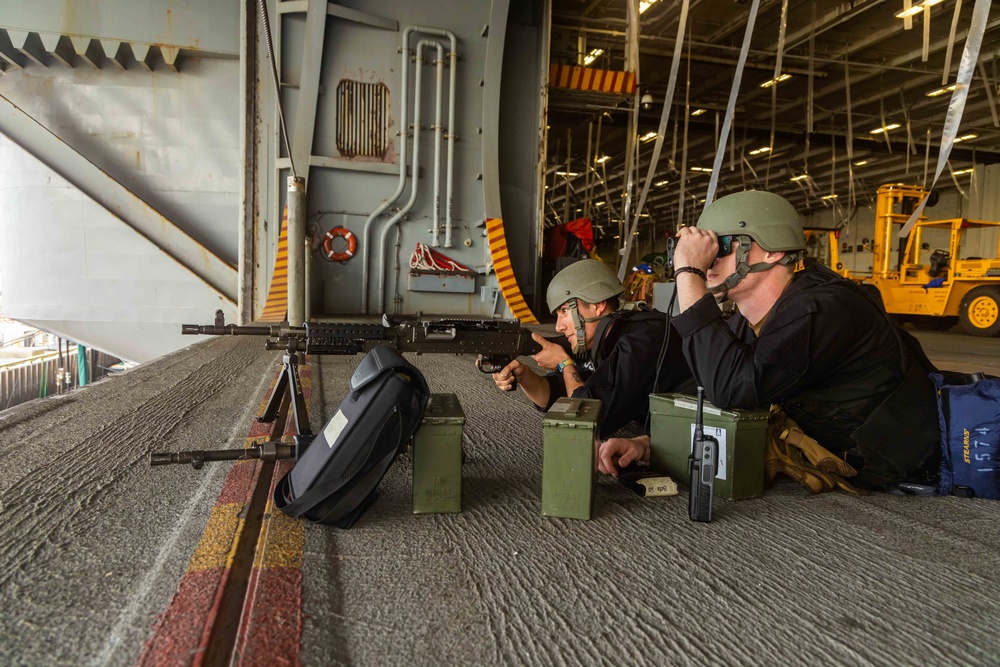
[617,0,691,283]
[878,73,892,154]
[943,0,963,84]
[705,0,761,208]
[922,3,931,63]
[946,161,969,199]
[923,128,932,189]
[903,0,913,31]
[807,1,816,135]
[899,0,991,239]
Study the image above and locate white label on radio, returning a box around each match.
[689,424,727,480]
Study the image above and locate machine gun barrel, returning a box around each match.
[149,442,297,469]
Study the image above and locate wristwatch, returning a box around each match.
[556,358,576,373]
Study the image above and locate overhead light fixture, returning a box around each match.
[854,158,877,167]
[595,201,606,206]
[640,131,659,142]
[654,180,669,187]
[691,108,707,116]
[759,73,792,89]
[689,166,712,172]
[869,123,901,135]
[596,155,610,164]
[790,174,809,182]
[555,171,580,177]
[896,0,942,19]
[952,168,974,175]
[821,194,838,200]
[749,146,771,156]
[926,84,957,98]
[583,48,604,66]
[953,133,978,143]
[639,0,659,14]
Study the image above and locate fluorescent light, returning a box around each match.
[555,171,580,177]
[953,133,978,143]
[759,73,792,89]
[821,194,838,200]
[640,131,659,143]
[869,123,901,135]
[595,201,606,206]
[639,0,659,14]
[896,0,942,18]
[749,146,771,156]
[689,166,712,172]
[654,180,669,187]
[583,48,604,66]
[926,84,957,98]
[691,108,707,116]
[596,155,610,164]
[952,168,974,175]
[854,159,876,167]
[790,174,809,182]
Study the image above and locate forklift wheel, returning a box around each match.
[959,286,1000,337]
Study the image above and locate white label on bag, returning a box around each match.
[324,409,349,447]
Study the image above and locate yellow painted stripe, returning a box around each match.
[260,206,290,321]
[255,499,305,569]
[484,217,537,324]
[548,64,637,95]
[188,503,244,572]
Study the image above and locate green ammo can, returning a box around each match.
[648,393,770,501]
[542,397,602,520]
[412,393,465,514]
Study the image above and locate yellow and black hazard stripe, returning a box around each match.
[260,206,289,322]
[548,64,637,94]
[485,218,538,324]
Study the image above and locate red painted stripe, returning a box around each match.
[233,568,303,666]
[136,568,226,667]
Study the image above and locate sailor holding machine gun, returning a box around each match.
[492,259,695,476]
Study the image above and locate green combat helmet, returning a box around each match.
[696,190,806,296]
[546,259,624,354]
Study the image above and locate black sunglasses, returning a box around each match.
[717,235,737,258]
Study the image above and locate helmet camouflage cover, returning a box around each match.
[546,259,624,312]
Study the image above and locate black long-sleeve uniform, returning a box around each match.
[671,264,940,487]
[540,310,696,439]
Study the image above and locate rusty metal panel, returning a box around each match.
[336,79,390,159]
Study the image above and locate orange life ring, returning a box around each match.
[322,226,357,262]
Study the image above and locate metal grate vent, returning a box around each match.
[336,79,390,159]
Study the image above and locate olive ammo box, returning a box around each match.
[412,393,465,514]
[542,397,602,520]
[648,393,769,501]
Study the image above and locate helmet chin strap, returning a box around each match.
[706,238,792,297]
[566,299,604,355]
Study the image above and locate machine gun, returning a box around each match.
[687,386,718,522]
[180,309,544,374]
[150,310,551,468]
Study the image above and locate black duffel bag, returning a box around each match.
[274,345,430,527]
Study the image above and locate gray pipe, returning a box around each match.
[378,39,433,314]
[408,27,457,248]
[286,175,306,326]
[361,26,416,314]
[430,42,444,247]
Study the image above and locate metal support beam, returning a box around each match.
[161,46,179,73]
[0,94,238,302]
[39,33,74,68]
[100,40,127,70]
[71,37,102,69]
[0,30,24,69]
[7,30,46,67]
[131,43,153,71]
[289,0,328,177]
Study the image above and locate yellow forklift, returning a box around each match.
[863,183,1000,336]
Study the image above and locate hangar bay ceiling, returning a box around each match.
[545,0,1000,247]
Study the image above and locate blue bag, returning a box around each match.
[932,373,1000,499]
